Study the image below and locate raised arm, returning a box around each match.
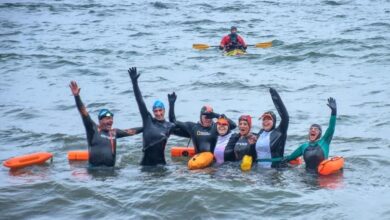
[168,92,192,138]
[270,88,289,134]
[116,127,144,138]
[69,81,95,134]
[128,67,149,123]
[321,97,337,145]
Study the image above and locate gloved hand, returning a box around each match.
[128,67,140,81]
[219,46,224,50]
[168,92,177,104]
[327,97,337,115]
[280,157,289,167]
[218,114,226,119]
[243,45,248,50]
[203,112,220,119]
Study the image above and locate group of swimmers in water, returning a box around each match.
[69,66,337,174]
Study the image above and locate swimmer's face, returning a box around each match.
[239,120,250,136]
[309,127,321,142]
[262,116,274,131]
[231,29,237,34]
[201,115,212,127]
[217,123,228,135]
[99,116,113,131]
[153,108,165,121]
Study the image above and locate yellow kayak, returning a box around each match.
[224,49,246,56]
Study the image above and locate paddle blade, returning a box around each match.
[255,41,272,48]
[193,44,210,50]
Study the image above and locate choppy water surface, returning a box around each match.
[1,0,390,219]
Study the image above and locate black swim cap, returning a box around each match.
[231,26,237,31]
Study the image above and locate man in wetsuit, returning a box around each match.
[168,92,236,154]
[284,98,337,172]
[128,67,178,166]
[69,81,141,167]
[219,26,247,52]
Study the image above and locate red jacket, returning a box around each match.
[220,34,247,47]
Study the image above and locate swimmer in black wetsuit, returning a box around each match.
[128,67,177,166]
[70,81,142,167]
[224,115,257,162]
[168,92,237,154]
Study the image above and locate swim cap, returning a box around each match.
[231,26,237,31]
[98,109,114,120]
[152,100,165,110]
[217,117,229,126]
[239,115,252,128]
[310,124,322,140]
[200,105,213,115]
[260,111,277,130]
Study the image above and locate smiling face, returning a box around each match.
[217,123,229,136]
[99,116,113,131]
[309,126,321,142]
[153,108,165,121]
[239,120,250,136]
[262,116,274,131]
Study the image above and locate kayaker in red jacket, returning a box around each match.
[219,26,247,52]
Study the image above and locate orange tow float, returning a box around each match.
[171,146,196,157]
[188,152,214,170]
[67,150,89,161]
[3,152,53,169]
[289,157,303,165]
[318,156,344,175]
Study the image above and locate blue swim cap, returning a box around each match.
[98,109,114,120]
[152,100,165,110]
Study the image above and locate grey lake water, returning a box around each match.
[1,0,390,219]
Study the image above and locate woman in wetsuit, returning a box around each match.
[224,115,257,162]
[168,92,236,154]
[213,115,234,164]
[128,67,177,166]
[284,98,337,172]
[69,81,141,167]
[255,88,289,168]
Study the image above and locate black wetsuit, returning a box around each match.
[225,133,257,161]
[169,103,236,154]
[74,96,141,167]
[131,77,176,166]
[255,88,289,168]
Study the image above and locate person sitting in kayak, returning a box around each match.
[219,26,247,52]
[283,98,337,172]
[168,92,236,154]
[255,88,289,168]
[128,67,180,166]
[224,115,257,162]
[69,81,142,167]
[213,115,234,164]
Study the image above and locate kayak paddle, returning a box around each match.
[192,41,272,50]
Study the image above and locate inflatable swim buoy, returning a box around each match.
[289,157,303,165]
[240,155,253,171]
[3,152,53,169]
[171,146,196,157]
[188,152,214,170]
[67,150,89,161]
[317,156,344,175]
